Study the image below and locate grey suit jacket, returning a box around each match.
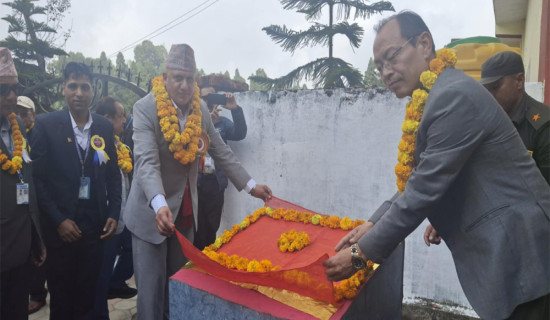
[360,69,550,319]
[124,93,251,245]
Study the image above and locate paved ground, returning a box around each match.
[29,277,137,320]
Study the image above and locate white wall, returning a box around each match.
[216,88,475,314]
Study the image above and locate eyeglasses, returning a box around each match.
[376,36,416,74]
[0,83,19,97]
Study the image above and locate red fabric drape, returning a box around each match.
[177,196,351,304]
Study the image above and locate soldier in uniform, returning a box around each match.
[424,51,550,248]
[480,51,550,184]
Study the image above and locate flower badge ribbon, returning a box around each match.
[91,134,110,165]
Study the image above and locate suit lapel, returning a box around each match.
[61,109,82,177]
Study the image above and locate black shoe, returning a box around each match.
[108,284,137,299]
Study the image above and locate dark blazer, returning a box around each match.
[199,106,247,191]
[31,108,121,248]
[360,69,550,319]
[0,117,42,272]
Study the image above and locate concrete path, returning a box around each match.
[29,277,137,320]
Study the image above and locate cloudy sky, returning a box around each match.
[1,0,495,81]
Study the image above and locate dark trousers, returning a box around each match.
[29,263,48,302]
[194,175,225,250]
[93,227,134,320]
[46,236,103,320]
[506,293,550,320]
[1,262,32,320]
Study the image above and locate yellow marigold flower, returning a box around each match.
[397,151,413,165]
[259,260,273,272]
[437,48,458,67]
[239,218,250,230]
[420,70,437,91]
[247,260,261,272]
[311,214,321,225]
[429,58,445,75]
[401,120,420,135]
[340,217,353,230]
[411,89,429,105]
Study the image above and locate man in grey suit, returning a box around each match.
[323,11,550,319]
[123,44,271,320]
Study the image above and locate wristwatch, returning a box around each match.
[350,244,366,270]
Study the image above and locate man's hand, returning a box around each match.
[334,221,374,251]
[156,206,175,237]
[251,184,272,201]
[323,247,357,282]
[423,224,441,246]
[31,243,47,267]
[222,93,238,110]
[57,219,82,243]
[210,107,221,123]
[100,218,118,240]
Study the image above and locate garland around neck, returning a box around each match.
[152,76,202,165]
[115,135,133,174]
[0,113,24,174]
[395,48,458,193]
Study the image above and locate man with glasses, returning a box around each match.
[323,11,549,319]
[31,62,121,319]
[0,47,45,320]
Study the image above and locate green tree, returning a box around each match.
[251,0,393,89]
[197,68,206,77]
[363,57,384,87]
[1,0,71,111]
[132,40,167,85]
[223,70,231,79]
[233,68,246,83]
[249,68,271,91]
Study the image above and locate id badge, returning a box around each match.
[16,183,29,205]
[79,177,91,200]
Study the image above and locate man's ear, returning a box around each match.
[417,31,434,60]
[515,72,525,90]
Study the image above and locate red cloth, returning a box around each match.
[180,181,193,229]
[176,196,356,304]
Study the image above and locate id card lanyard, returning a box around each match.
[75,133,91,200]
[16,170,29,205]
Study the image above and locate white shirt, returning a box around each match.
[69,111,93,150]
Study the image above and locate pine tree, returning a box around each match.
[233,68,246,83]
[1,0,71,111]
[363,57,384,87]
[251,0,393,89]
[249,68,271,91]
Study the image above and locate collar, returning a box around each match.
[510,93,527,125]
[171,98,191,116]
[69,110,93,131]
[0,116,10,131]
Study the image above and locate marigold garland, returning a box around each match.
[395,48,457,193]
[152,76,202,165]
[202,207,370,301]
[0,113,24,175]
[278,229,311,253]
[114,135,133,174]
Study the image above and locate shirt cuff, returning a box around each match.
[243,179,256,194]
[151,194,168,214]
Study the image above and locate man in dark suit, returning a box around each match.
[194,86,248,250]
[31,62,121,320]
[323,11,550,320]
[0,47,45,320]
